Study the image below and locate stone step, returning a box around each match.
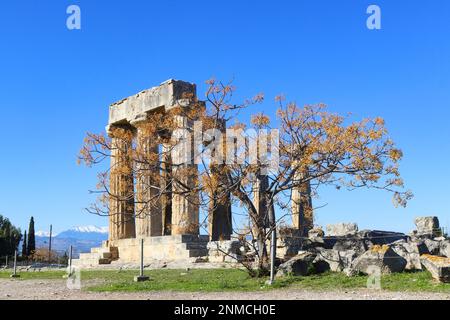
[98,258,112,265]
[78,249,114,266]
[71,259,81,266]
[75,258,101,267]
[184,242,208,250]
[91,247,108,254]
[91,246,119,260]
[102,252,112,259]
[79,253,99,260]
[187,249,209,258]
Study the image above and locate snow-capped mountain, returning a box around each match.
[34,225,108,257]
[66,226,108,233]
[56,225,108,241]
[35,230,58,237]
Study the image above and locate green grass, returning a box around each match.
[287,271,450,293]
[86,269,278,292]
[0,270,66,280]
[85,269,450,293]
[1,269,449,294]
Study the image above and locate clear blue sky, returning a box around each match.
[0,1,449,234]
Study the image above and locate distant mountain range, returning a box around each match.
[33,225,108,258]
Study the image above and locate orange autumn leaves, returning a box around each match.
[78,80,413,221]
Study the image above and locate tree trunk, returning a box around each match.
[267,199,277,283]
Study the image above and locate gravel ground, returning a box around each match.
[1,279,449,300]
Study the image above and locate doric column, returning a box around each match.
[161,144,172,236]
[292,170,313,236]
[209,164,232,241]
[171,116,199,235]
[161,143,173,235]
[252,174,270,237]
[208,120,232,241]
[134,122,162,237]
[108,125,136,241]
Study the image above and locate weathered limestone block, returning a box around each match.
[391,241,422,271]
[109,79,197,126]
[276,228,303,259]
[440,240,450,258]
[352,245,407,275]
[420,254,450,283]
[357,230,407,246]
[276,252,317,278]
[326,223,358,237]
[408,239,430,255]
[314,248,358,274]
[424,239,441,255]
[414,216,440,237]
[332,238,368,256]
[207,240,242,263]
[308,227,324,239]
[108,127,136,241]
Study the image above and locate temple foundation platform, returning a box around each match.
[73,235,210,268]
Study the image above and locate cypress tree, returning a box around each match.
[27,217,35,255]
[22,230,27,257]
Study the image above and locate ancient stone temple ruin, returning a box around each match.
[75,79,313,267]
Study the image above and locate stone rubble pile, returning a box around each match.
[274,216,450,283]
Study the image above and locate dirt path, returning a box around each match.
[1,279,449,300]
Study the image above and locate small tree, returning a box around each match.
[0,215,22,257]
[30,248,59,263]
[60,251,69,265]
[27,217,36,256]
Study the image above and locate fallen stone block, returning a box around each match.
[314,248,358,274]
[207,240,242,263]
[326,223,358,237]
[276,252,317,278]
[308,227,324,239]
[420,254,450,283]
[352,245,407,275]
[424,239,441,255]
[391,242,422,271]
[332,238,368,256]
[296,237,326,252]
[440,241,450,258]
[414,216,440,237]
[358,230,408,245]
[276,228,303,258]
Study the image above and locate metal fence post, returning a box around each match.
[48,224,53,266]
[69,245,73,275]
[10,251,20,278]
[134,238,149,282]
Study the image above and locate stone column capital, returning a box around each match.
[129,113,149,128]
[106,123,136,138]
